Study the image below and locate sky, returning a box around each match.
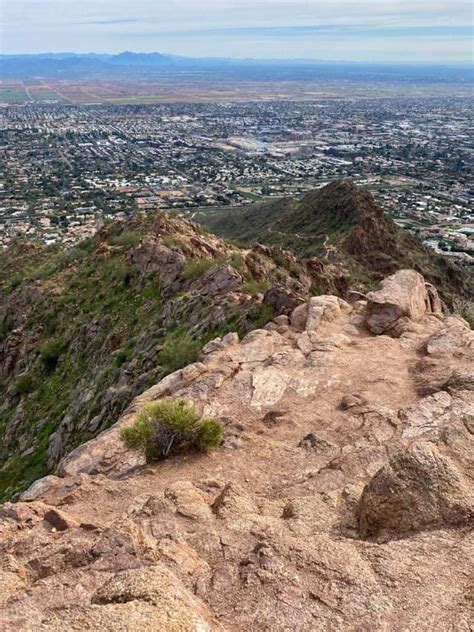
[2,0,473,63]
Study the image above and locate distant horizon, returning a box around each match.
[3,1,473,64]
[1,50,472,67]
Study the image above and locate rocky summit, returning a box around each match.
[1,268,473,631]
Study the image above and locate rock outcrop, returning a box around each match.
[1,271,473,631]
[365,269,442,335]
[358,442,474,539]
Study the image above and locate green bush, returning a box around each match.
[39,338,65,373]
[13,373,36,395]
[162,235,186,250]
[114,346,132,367]
[242,280,268,295]
[108,231,141,249]
[247,303,275,329]
[271,248,288,269]
[453,299,474,329]
[159,330,201,373]
[228,253,244,271]
[6,272,24,291]
[0,313,15,341]
[290,264,302,278]
[120,399,223,461]
[105,259,131,285]
[182,258,214,280]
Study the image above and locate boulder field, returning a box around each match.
[1,270,473,631]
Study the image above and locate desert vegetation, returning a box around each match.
[120,399,223,461]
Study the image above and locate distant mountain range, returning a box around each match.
[1,52,472,83]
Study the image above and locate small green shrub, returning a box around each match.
[162,235,186,250]
[13,373,36,395]
[120,399,223,461]
[142,283,160,301]
[0,313,15,341]
[105,259,131,285]
[6,272,24,291]
[453,299,474,329]
[39,338,65,373]
[78,236,97,254]
[271,248,288,269]
[242,280,268,295]
[108,231,141,249]
[247,303,275,329]
[159,330,201,373]
[310,282,322,296]
[194,417,224,452]
[228,253,244,271]
[182,258,214,280]
[290,264,302,278]
[114,346,132,367]
[29,260,59,280]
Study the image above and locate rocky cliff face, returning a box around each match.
[1,270,473,631]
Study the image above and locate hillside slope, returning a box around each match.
[0,213,310,500]
[1,271,473,630]
[198,180,473,306]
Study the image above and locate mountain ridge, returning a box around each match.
[0,211,310,500]
[1,52,472,82]
[198,179,473,308]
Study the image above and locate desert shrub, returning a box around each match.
[108,231,141,249]
[453,299,474,329]
[162,235,186,250]
[182,258,214,280]
[39,338,65,373]
[77,236,97,254]
[0,313,15,341]
[159,330,201,373]
[6,272,24,291]
[242,280,268,295]
[120,399,223,461]
[56,246,87,268]
[105,259,131,285]
[13,373,36,395]
[228,253,244,271]
[247,303,275,329]
[113,346,133,367]
[290,263,302,278]
[29,260,59,280]
[270,248,288,269]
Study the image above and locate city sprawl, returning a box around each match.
[0,96,472,265]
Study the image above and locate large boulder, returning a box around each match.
[365,270,439,335]
[424,325,474,357]
[290,295,348,332]
[358,442,474,539]
[43,564,222,631]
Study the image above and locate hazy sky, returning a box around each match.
[2,0,473,62]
